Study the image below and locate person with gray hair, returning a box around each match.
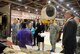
[64,10,74,21]
[62,11,79,54]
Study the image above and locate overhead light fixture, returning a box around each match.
[59,0,64,2]
[36,9,38,11]
[25,6,27,9]
[48,0,51,4]
[18,0,22,2]
[76,13,78,15]
[74,10,76,13]
[66,4,70,7]
[71,8,73,10]
[62,9,65,11]
[77,14,79,15]
[17,8,20,11]
[28,11,30,13]
[57,6,59,8]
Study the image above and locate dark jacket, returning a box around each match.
[62,19,77,49]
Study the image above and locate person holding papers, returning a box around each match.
[37,20,45,51]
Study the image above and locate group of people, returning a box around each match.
[11,19,45,50]
[11,10,80,54]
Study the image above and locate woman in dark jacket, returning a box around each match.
[37,20,45,51]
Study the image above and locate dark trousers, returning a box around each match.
[57,31,62,42]
[34,34,38,46]
[64,48,75,54]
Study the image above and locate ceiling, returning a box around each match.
[0,0,80,16]
[10,0,47,14]
[55,0,80,16]
[0,0,9,7]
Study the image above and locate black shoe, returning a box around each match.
[56,39,61,42]
[50,50,54,52]
[38,49,40,51]
[60,49,64,53]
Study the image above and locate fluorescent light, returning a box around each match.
[76,13,79,15]
[17,8,20,11]
[48,0,51,4]
[59,0,64,2]
[57,6,59,8]
[36,9,38,11]
[76,13,77,14]
[66,4,70,7]
[71,8,73,10]
[25,6,27,9]
[18,0,22,2]
[62,9,65,11]
[74,10,76,13]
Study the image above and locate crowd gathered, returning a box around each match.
[11,10,80,54]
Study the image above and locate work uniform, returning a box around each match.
[49,24,60,51]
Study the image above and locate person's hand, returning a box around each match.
[62,45,64,48]
[5,40,13,48]
[38,33,40,35]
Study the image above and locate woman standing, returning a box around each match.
[27,22,35,45]
[37,20,45,51]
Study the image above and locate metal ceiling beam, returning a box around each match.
[28,0,44,7]
[52,0,68,10]
[52,0,80,16]
[4,0,41,11]
[11,1,34,9]
[33,1,44,7]
[65,0,76,3]
[76,0,80,7]
[24,1,33,5]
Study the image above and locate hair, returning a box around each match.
[21,22,26,28]
[66,10,74,17]
[74,16,80,20]
[74,16,80,24]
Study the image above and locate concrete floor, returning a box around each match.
[31,32,63,54]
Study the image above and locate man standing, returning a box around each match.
[62,11,79,54]
[49,19,60,52]
[11,19,18,45]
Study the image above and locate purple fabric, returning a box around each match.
[17,28,32,48]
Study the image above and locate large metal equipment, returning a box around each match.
[41,4,56,19]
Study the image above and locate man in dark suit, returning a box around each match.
[62,11,80,54]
